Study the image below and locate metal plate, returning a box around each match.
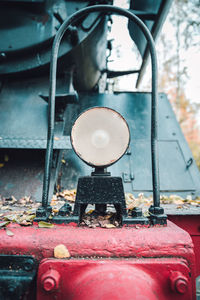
[37,258,192,300]
[0,255,37,300]
[61,92,200,198]
[0,149,59,201]
[130,140,194,192]
[0,76,71,150]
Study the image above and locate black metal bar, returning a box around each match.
[136,0,173,88]
[130,9,157,21]
[41,5,161,212]
[105,69,140,78]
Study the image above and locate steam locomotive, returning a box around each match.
[0,0,199,299]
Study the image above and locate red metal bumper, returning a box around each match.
[0,221,196,299]
[37,258,192,299]
[169,215,200,278]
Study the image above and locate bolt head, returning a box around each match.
[41,269,60,293]
[175,278,188,294]
[43,277,56,292]
[149,206,164,215]
[36,206,46,217]
[24,258,34,271]
[170,271,188,294]
[132,207,142,217]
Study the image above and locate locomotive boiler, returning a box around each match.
[0,0,200,299]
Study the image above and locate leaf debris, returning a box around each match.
[54,244,70,258]
[0,190,199,229]
[6,229,14,237]
[38,221,54,228]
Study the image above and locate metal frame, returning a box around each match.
[135,0,173,87]
[41,5,164,218]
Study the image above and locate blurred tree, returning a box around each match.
[158,0,200,168]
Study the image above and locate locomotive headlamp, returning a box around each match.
[62,106,148,225]
[71,107,130,168]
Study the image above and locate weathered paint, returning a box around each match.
[0,221,196,299]
[169,215,200,278]
[0,221,194,260]
[37,258,192,299]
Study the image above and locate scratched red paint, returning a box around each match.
[0,221,196,299]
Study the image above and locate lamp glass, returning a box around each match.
[71,107,130,167]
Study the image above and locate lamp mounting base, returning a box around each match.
[53,175,150,225]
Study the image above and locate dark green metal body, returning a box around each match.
[62,92,200,199]
[0,1,200,299]
[0,255,37,300]
[0,0,108,201]
[0,0,200,203]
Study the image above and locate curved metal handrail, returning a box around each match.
[41,5,160,212]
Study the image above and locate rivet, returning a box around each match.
[41,269,60,293]
[170,271,188,294]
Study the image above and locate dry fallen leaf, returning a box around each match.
[177,205,183,209]
[6,229,14,236]
[98,219,110,227]
[0,221,10,227]
[56,189,76,202]
[105,224,116,229]
[143,211,150,217]
[4,154,9,162]
[20,220,32,226]
[54,244,70,258]
[1,206,11,211]
[38,221,54,228]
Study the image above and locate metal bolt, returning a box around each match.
[132,207,142,217]
[43,277,56,292]
[41,269,60,293]
[36,206,46,217]
[149,206,164,215]
[47,205,52,213]
[175,278,188,294]
[23,259,34,271]
[59,203,72,216]
[170,271,188,294]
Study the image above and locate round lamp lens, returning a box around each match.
[71,107,130,167]
[91,129,110,149]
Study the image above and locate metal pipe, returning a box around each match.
[42,5,160,209]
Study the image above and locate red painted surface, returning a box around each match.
[169,215,200,277]
[41,269,60,292]
[0,221,196,299]
[37,258,192,300]
[0,221,194,260]
[170,271,189,294]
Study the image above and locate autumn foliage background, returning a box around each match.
[157,0,200,168]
